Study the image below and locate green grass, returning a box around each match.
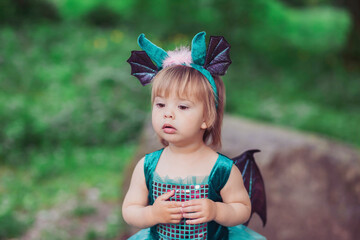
[0,144,136,238]
[1,144,135,208]
[0,211,30,239]
[72,205,97,217]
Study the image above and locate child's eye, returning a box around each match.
[156,103,165,108]
[178,105,189,110]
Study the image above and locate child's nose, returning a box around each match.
[164,108,174,119]
[164,112,174,119]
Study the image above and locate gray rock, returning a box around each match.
[122,114,360,239]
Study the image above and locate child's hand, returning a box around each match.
[151,190,183,224]
[181,199,217,224]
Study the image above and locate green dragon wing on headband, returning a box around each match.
[127,31,232,104]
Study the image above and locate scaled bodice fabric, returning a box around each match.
[153,171,210,240]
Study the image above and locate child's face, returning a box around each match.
[152,94,207,146]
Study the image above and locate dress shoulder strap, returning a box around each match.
[144,148,164,205]
[208,153,234,202]
[207,154,234,239]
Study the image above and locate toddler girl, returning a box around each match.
[122,32,266,240]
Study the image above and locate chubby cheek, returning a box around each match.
[151,109,161,132]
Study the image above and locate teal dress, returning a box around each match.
[128,149,266,240]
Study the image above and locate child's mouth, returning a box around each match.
[162,124,176,133]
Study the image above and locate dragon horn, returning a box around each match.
[138,34,168,68]
[191,31,206,66]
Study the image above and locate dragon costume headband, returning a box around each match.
[127,31,232,106]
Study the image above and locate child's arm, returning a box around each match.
[122,157,183,228]
[213,165,251,226]
[182,165,251,226]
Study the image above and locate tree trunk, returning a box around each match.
[342,0,360,66]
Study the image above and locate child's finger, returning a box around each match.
[182,212,202,219]
[181,205,201,213]
[168,207,183,214]
[181,199,201,208]
[186,217,206,225]
[170,213,183,220]
[169,218,182,224]
[182,199,201,207]
[157,190,175,201]
[165,201,183,209]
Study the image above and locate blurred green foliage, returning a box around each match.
[0,0,59,25]
[1,0,357,165]
[0,0,359,238]
[0,211,30,239]
[0,24,148,164]
[280,0,334,7]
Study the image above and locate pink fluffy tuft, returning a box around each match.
[162,47,192,68]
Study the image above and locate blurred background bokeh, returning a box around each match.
[0,0,359,239]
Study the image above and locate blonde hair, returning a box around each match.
[151,65,225,150]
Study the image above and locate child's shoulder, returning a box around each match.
[132,156,145,174]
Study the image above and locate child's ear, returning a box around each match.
[201,121,207,129]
